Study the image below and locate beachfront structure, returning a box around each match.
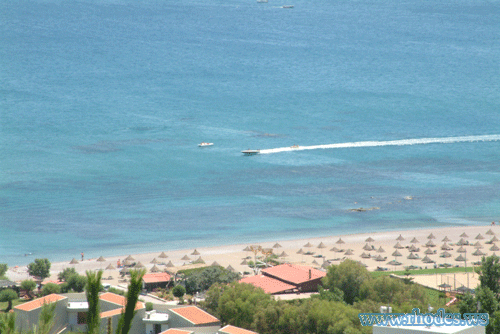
[239,263,326,294]
[13,292,224,334]
[142,272,172,292]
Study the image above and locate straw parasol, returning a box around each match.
[317,242,327,249]
[396,234,405,241]
[375,255,385,262]
[366,237,375,243]
[344,249,354,256]
[122,259,133,267]
[422,256,434,263]
[296,248,304,254]
[97,256,106,262]
[476,234,485,240]
[427,233,436,239]
[120,267,130,275]
[441,242,452,250]
[330,246,340,252]
[336,238,345,245]
[243,246,251,252]
[279,251,289,258]
[490,244,500,252]
[192,257,205,264]
[455,254,466,262]
[441,251,452,258]
[410,237,419,244]
[191,249,200,256]
[273,243,282,249]
[473,241,483,249]
[150,258,159,264]
[491,236,500,243]
[460,232,469,238]
[408,244,419,252]
[457,238,468,246]
[407,253,419,260]
[226,265,235,272]
[377,246,385,253]
[473,249,485,257]
[424,248,434,255]
[105,263,115,270]
[394,242,404,249]
[241,259,248,265]
[486,229,495,235]
[425,240,436,247]
[304,242,313,248]
[312,260,320,266]
[150,265,160,273]
[211,261,221,267]
[363,243,372,251]
[134,261,145,269]
[166,261,175,268]
[125,255,135,261]
[158,252,168,258]
[442,236,451,242]
[457,246,467,253]
[360,252,371,259]
[69,258,79,264]
[181,255,191,261]
[392,250,402,260]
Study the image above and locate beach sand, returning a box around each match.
[7,224,497,291]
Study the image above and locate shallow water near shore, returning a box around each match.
[1,0,500,265]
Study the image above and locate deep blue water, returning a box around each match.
[1,0,500,265]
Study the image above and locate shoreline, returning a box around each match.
[7,224,498,289]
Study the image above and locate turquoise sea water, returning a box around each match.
[1,0,500,265]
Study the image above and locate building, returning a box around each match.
[239,263,326,294]
[218,325,259,334]
[12,292,229,334]
[142,273,172,292]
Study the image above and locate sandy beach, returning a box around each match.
[7,224,497,291]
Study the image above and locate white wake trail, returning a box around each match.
[258,135,500,154]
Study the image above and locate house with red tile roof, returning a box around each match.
[169,306,220,328]
[239,263,326,294]
[14,294,68,333]
[142,273,172,291]
[218,325,259,334]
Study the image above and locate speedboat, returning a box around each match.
[198,142,214,147]
[242,149,260,156]
[282,5,294,8]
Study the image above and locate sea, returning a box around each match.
[1,0,500,266]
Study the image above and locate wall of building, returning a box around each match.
[14,300,68,334]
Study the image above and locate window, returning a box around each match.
[154,324,162,334]
[77,312,87,324]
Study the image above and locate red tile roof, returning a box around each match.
[99,292,127,306]
[143,273,171,284]
[239,275,296,294]
[219,325,259,334]
[159,329,193,334]
[14,294,66,312]
[170,306,219,325]
[261,264,326,284]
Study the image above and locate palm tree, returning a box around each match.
[115,269,146,334]
[86,270,103,334]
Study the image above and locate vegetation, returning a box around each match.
[184,266,240,295]
[61,274,86,293]
[145,302,153,312]
[0,290,18,312]
[172,285,186,299]
[0,312,17,334]
[0,264,8,279]
[86,270,103,334]
[57,268,77,282]
[370,266,473,278]
[35,302,56,334]
[20,280,37,299]
[322,259,372,304]
[27,259,51,280]
[41,283,60,296]
[115,269,145,334]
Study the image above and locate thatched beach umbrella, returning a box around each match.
[296,248,304,254]
[97,256,106,262]
[441,251,452,258]
[241,259,248,265]
[226,265,235,272]
[193,257,205,264]
[322,261,330,269]
[486,229,495,236]
[410,237,419,244]
[304,242,313,248]
[134,261,145,269]
[150,265,160,273]
[408,244,419,253]
[460,232,469,239]
[166,261,175,268]
[191,249,200,256]
[317,242,327,257]
[457,246,467,253]
[279,251,289,259]
[122,259,134,267]
[344,249,354,256]
[457,238,468,246]
[243,246,251,252]
[455,254,466,263]
[150,258,159,264]
[396,234,405,241]
[473,249,485,257]
[441,242,452,250]
[427,233,436,239]
[330,246,340,252]
[425,240,436,247]
[473,241,483,249]
[363,243,372,251]
[181,255,191,261]
[336,238,345,245]
[366,237,375,243]
[312,259,320,266]
[273,243,282,249]
[377,246,385,253]
[360,252,371,259]
[407,253,419,260]
[211,261,221,267]
[392,250,402,260]
[120,267,130,275]
[476,234,485,240]
[125,255,135,261]
[159,252,168,258]
[442,236,451,242]
[491,236,500,243]
[490,244,500,252]
[422,256,434,263]
[394,242,404,249]
[105,263,115,270]
[425,248,434,255]
[69,258,79,265]
[375,255,386,262]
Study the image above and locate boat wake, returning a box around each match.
[258,134,500,154]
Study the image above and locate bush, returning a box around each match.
[41,283,61,296]
[145,302,153,311]
[172,285,186,298]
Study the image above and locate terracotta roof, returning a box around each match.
[219,325,259,334]
[143,272,171,284]
[100,300,145,318]
[159,329,193,334]
[170,306,219,325]
[99,292,127,306]
[239,275,296,294]
[261,264,326,284]
[14,294,66,312]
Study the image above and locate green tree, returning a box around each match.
[478,255,500,294]
[0,312,17,334]
[476,286,498,317]
[20,280,37,299]
[57,268,77,282]
[0,289,18,312]
[35,302,56,334]
[184,267,240,295]
[458,292,476,314]
[41,283,61,296]
[0,264,8,278]
[66,274,87,292]
[115,269,145,334]
[321,259,371,304]
[86,270,103,334]
[172,285,186,299]
[27,259,51,280]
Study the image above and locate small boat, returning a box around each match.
[282,5,294,8]
[242,149,260,156]
[198,142,214,147]
[257,0,268,2]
